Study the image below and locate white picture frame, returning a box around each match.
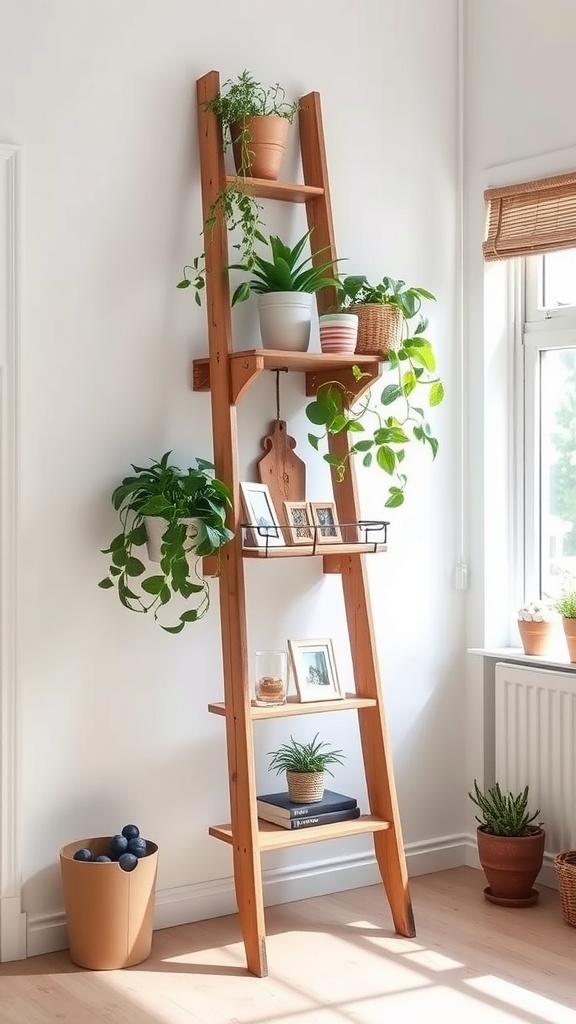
[240,482,285,548]
[288,637,343,702]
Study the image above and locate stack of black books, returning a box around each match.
[256,789,359,830]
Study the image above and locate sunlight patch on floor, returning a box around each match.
[466,975,576,1024]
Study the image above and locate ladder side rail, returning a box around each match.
[299,93,415,938]
[196,71,268,977]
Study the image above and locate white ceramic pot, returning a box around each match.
[144,517,200,563]
[257,292,314,351]
[318,312,358,354]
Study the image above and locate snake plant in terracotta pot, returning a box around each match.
[469,780,545,907]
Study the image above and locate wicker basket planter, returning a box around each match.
[555,851,576,926]
[350,303,403,357]
[286,770,324,804]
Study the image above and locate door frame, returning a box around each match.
[0,143,26,961]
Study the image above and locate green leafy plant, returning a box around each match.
[337,274,435,318]
[98,452,233,633]
[554,590,576,618]
[230,229,341,306]
[267,734,345,776]
[305,277,444,507]
[177,71,299,306]
[468,780,541,837]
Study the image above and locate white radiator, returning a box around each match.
[495,662,576,854]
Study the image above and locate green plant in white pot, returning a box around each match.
[230,230,340,351]
[99,452,233,633]
[267,734,345,804]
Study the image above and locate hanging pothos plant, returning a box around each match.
[305,278,445,508]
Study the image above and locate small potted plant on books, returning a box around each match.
[469,779,545,907]
[267,734,345,803]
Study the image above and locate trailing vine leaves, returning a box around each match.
[98,453,233,633]
[305,341,444,509]
[177,71,299,305]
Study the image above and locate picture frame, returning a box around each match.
[283,500,314,545]
[309,501,342,543]
[287,638,343,702]
[240,482,285,548]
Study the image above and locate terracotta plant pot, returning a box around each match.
[231,115,290,180]
[286,770,324,804]
[476,825,545,907]
[562,617,576,662]
[517,618,554,656]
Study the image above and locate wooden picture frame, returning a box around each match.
[288,638,343,703]
[283,500,314,545]
[240,482,285,548]
[309,501,342,543]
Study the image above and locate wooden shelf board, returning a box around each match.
[209,814,391,851]
[208,693,378,719]
[225,175,324,203]
[191,350,383,403]
[242,542,387,558]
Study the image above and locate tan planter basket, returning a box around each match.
[287,770,324,804]
[555,851,576,926]
[350,303,403,357]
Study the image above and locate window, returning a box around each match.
[522,249,576,600]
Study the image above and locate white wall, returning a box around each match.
[464,0,576,794]
[0,0,461,955]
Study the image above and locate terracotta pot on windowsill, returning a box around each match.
[561,616,576,662]
[517,618,555,656]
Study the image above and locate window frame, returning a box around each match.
[521,253,576,600]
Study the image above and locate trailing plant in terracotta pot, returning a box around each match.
[177,71,299,307]
[231,229,341,351]
[98,452,233,633]
[267,734,345,804]
[553,589,576,662]
[305,281,444,507]
[469,780,545,907]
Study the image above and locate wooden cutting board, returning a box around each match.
[257,420,306,521]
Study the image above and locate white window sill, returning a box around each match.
[468,647,576,673]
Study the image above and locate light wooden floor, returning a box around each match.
[1,867,576,1023]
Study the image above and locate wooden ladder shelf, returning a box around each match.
[195,70,415,978]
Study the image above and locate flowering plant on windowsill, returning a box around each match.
[517,601,554,622]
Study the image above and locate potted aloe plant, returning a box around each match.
[98,452,233,633]
[230,229,340,351]
[177,71,299,307]
[469,780,545,907]
[305,276,444,507]
[267,734,345,804]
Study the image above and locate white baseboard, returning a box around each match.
[0,895,27,962]
[26,832,468,958]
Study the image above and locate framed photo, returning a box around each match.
[309,501,342,543]
[288,638,343,702]
[283,500,314,545]
[240,482,285,548]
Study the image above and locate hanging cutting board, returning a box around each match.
[257,419,306,521]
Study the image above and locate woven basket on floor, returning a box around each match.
[555,851,576,926]
[349,303,403,357]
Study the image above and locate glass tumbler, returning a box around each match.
[254,651,288,707]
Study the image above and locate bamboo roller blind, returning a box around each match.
[483,171,576,261]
